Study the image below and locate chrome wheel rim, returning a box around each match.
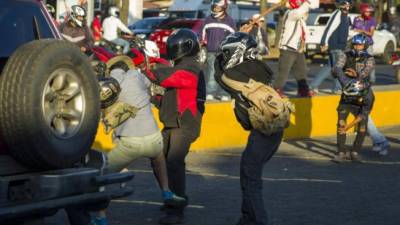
[42,68,85,139]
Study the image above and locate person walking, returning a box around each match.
[310,0,352,94]
[332,34,374,163]
[214,32,293,225]
[144,29,206,225]
[353,4,390,155]
[102,6,134,54]
[199,0,236,101]
[275,0,315,97]
[249,14,269,58]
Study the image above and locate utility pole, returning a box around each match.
[260,0,267,14]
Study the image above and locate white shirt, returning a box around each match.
[279,2,311,52]
[102,16,133,41]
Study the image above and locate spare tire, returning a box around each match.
[0,40,100,169]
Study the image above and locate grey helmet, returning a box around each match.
[70,5,86,27]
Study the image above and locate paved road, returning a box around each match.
[48,126,400,225]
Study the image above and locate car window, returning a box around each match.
[316,16,330,26]
[133,18,164,29]
[168,11,197,19]
[0,1,54,58]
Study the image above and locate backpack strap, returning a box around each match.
[221,73,249,91]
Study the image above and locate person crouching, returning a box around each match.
[332,34,375,163]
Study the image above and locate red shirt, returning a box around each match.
[91,17,102,41]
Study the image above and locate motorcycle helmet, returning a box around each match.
[343,79,369,97]
[70,5,86,27]
[211,0,227,18]
[360,4,374,20]
[166,29,200,61]
[98,77,121,109]
[109,6,120,18]
[336,0,352,13]
[288,0,305,9]
[46,4,56,17]
[218,32,258,69]
[349,34,369,57]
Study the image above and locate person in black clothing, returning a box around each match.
[144,29,206,225]
[214,32,284,225]
[332,34,375,163]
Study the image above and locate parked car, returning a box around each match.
[0,1,133,224]
[129,17,174,39]
[306,12,397,64]
[150,19,204,56]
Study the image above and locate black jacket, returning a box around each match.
[145,57,205,131]
[214,55,274,130]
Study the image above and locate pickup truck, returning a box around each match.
[0,1,133,224]
[306,12,397,64]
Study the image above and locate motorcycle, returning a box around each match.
[91,36,170,75]
[391,53,400,83]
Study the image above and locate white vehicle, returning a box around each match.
[306,12,397,64]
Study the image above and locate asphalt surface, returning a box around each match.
[48,126,400,225]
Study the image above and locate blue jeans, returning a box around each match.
[111,38,130,54]
[205,52,225,96]
[367,116,388,145]
[367,46,376,83]
[310,49,342,92]
[240,130,283,225]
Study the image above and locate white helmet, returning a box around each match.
[70,5,86,27]
[108,6,120,18]
[144,40,160,58]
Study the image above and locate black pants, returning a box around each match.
[162,125,200,214]
[240,129,283,225]
[337,105,368,153]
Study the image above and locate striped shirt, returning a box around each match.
[199,15,236,52]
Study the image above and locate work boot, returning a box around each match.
[332,152,347,163]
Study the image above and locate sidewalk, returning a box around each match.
[49,126,400,225]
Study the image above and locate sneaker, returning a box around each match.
[91,217,108,225]
[298,89,316,97]
[311,88,319,94]
[275,88,288,98]
[162,191,188,208]
[220,95,231,101]
[350,151,362,163]
[372,142,390,156]
[206,94,214,101]
[332,152,347,163]
[159,214,184,225]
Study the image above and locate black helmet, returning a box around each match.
[166,29,200,60]
[343,79,369,97]
[98,77,121,109]
[218,32,258,69]
[336,0,352,12]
